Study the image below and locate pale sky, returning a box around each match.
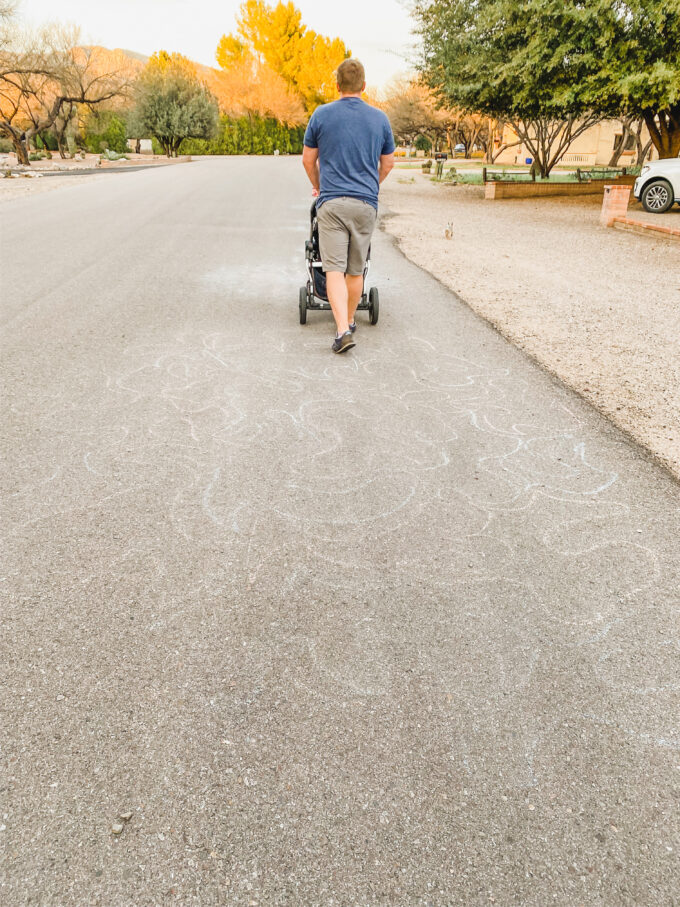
[16,0,416,90]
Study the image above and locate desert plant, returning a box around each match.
[130,51,219,157]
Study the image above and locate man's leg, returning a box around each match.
[346,201,377,325]
[317,201,352,337]
[326,271,350,336]
[346,275,364,325]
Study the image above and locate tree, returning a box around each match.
[607,115,651,167]
[382,78,491,158]
[131,51,219,157]
[593,0,680,159]
[206,56,305,125]
[414,0,604,177]
[52,100,76,157]
[217,1,349,114]
[382,79,446,150]
[0,25,133,164]
[0,0,15,48]
[417,0,680,168]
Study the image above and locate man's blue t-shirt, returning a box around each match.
[304,97,395,209]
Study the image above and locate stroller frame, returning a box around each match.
[299,201,379,326]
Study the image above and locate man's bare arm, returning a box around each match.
[379,152,395,184]
[302,146,320,193]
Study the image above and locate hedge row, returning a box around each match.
[180,115,306,156]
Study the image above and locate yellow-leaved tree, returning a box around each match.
[146,50,198,80]
[216,0,349,115]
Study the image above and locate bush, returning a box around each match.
[179,115,306,156]
[83,113,129,154]
[415,134,432,153]
[35,133,59,152]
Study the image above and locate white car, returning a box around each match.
[634,157,680,213]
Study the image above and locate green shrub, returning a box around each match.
[83,112,129,154]
[35,133,59,152]
[179,115,306,156]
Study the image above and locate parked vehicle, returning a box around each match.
[634,157,680,213]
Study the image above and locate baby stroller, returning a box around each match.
[299,200,379,325]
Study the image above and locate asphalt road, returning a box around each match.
[1,157,679,906]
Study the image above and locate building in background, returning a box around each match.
[494,119,657,167]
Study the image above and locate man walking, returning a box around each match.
[302,59,395,353]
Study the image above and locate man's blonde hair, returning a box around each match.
[336,58,365,94]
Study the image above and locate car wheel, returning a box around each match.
[641,179,674,214]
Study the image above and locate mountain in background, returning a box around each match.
[99,46,307,126]
[118,49,149,64]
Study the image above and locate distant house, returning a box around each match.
[494,119,656,167]
[126,139,154,155]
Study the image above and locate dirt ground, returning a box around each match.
[0,152,187,204]
[381,173,680,478]
[0,172,100,203]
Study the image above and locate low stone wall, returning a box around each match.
[485,175,636,200]
[612,216,680,241]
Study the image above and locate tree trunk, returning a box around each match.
[38,132,52,158]
[486,118,494,162]
[608,117,632,167]
[513,116,600,179]
[636,136,652,167]
[56,127,67,158]
[644,106,680,159]
[9,132,30,165]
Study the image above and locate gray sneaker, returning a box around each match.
[349,321,357,333]
[332,331,356,354]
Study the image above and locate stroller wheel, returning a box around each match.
[368,287,379,325]
[299,286,308,324]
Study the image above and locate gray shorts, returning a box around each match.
[317,197,377,275]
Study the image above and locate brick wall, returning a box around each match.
[484,175,636,200]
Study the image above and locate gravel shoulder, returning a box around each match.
[0,152,187,204]
[380,174,680,478]
[0,172,99,203]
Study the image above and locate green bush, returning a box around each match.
[179,115,306,156]
[83,113,129,154]
[35,133,59,152]
[415,134,432,153]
